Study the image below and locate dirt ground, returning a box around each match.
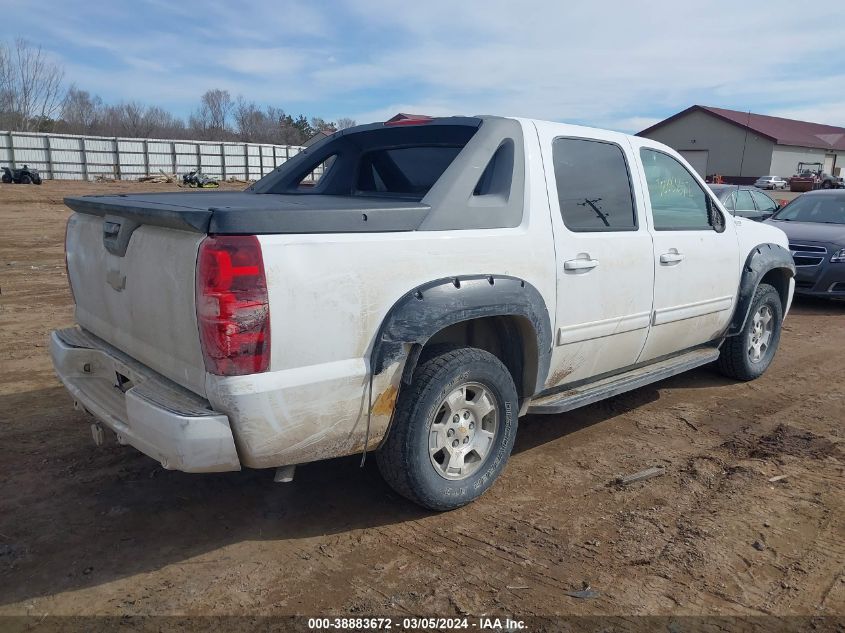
[0,180,843,619]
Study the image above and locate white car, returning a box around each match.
[51,115,796,510]
[754,175,788,190]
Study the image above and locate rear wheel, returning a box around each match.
[20,175,31,184]
[718,283,783,381]
[376,347,518,511]
[1,174,11,184]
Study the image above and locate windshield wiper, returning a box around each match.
[579,197,609,227]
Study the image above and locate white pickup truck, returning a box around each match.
[52,115,795,510]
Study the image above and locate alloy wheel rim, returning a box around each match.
[429,382,498,480]
[748,305,774,364]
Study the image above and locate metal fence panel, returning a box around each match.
[0,130,302,181]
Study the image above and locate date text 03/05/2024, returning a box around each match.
[307,616,527,631]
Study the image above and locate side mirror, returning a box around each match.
[707,200,726,232]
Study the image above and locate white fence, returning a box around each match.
[0,130,305,181]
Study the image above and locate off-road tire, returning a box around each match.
[718,283,783,381]
[376,347,518,511]
[1,174,11,184]
[20,175,31,185]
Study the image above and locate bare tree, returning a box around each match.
[0,38,65,131]
[96,102,186,139]
[0,46,10,117]
[233,98,268,143]
[117,102,151,137]
[190,88,232,139]
[59,86,103,133]
[310,117,336,134]
[335,117,357,130]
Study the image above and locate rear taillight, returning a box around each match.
[196,235,270,376]
[64,216,75,304]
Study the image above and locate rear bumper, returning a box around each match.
[50,328,241,473]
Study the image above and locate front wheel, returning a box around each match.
[717,283,783,381]
[376,347,518,511]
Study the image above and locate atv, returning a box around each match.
[181,169,219,188]
[1,165,42,185]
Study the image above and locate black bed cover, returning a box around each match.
[64,191,432,234]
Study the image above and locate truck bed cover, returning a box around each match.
[65,191,432,234]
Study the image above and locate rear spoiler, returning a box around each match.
[64,193,432,235]
[65,196,211,232]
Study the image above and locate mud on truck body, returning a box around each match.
[52,115,795,510]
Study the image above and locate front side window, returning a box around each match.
[553,138,637,231]
[640,149,716,230]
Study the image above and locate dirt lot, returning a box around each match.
[0,181,843,619]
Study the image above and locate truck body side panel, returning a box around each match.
[205,121,558,467]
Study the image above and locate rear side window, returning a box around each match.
[298,155,336,189]
[640,149,713,230]
[553,138,637,231]
[735,189,755,213]
[356,146,463,196]
[750,190,778,213]
[260,121,479,199]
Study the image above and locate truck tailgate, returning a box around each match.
[63,191,431,397]
[66,212,208,396]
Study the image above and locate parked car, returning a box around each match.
[708,184,781,221]
[754,176,788,190]
[821,173,845,189]
[51,115,795,510]
[1,164,42,185]
[765,190,845,298]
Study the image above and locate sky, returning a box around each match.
[2,0,845,132]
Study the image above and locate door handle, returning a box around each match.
[563,258,599,271]
[659,251,685,264]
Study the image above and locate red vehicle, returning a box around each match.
[789,162,822,192]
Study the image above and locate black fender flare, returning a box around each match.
[728,243,795,336]
[371,275,553,394]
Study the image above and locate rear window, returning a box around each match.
[356,146,463,196]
